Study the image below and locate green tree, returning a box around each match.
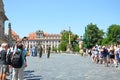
[83,23,104,48]
[58,30,78,51]
[103,24,120,45]
[58,30,70,51]
[73,43,80,52]
[52,46,57,52]
[58,41,67,51]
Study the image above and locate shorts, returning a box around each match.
[103,57,107,62]
[0,64,8,74]
[109,55,114,59]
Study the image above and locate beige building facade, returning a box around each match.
[23,30,61,53]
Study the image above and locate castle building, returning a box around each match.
[0,0,19,44]
[0,0,8,43]
[23,30,61,53]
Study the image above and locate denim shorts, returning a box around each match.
[0,64,8,74]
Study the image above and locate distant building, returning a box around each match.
[23,30,61,53]
[11,29,19,41]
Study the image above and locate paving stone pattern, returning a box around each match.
[24,53,120,80]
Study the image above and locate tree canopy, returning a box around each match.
[58,30,79,51]
[102,24,120,45]
[83,23,104,48]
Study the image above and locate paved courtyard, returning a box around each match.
[24,53,120,80]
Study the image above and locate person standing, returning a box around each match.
[0,43,9,80]
[109,46,115,66]
[11,42,27,80]
[115,46,120,69]
[102,47,109,67]
[47,46,51,58]
[38,46,43,58]
[31,45,37,56]
[31,46,35,56]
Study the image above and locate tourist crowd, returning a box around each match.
[0,39,28,80]
[0,40,50,80]
[82,45,120,70]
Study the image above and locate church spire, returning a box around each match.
[8,22,12,46]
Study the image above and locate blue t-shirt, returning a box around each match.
[102,48,109,57]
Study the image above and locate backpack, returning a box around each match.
[6,49,13,65]
[11,49,23,68]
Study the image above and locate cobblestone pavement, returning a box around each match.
[24,53,120,80]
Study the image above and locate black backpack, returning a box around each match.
[11,49,23,68]
[6,49,13,65]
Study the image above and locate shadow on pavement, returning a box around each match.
[24,70,43,80]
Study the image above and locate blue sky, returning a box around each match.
[3,0,120,38]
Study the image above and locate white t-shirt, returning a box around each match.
[0,47,2,52]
